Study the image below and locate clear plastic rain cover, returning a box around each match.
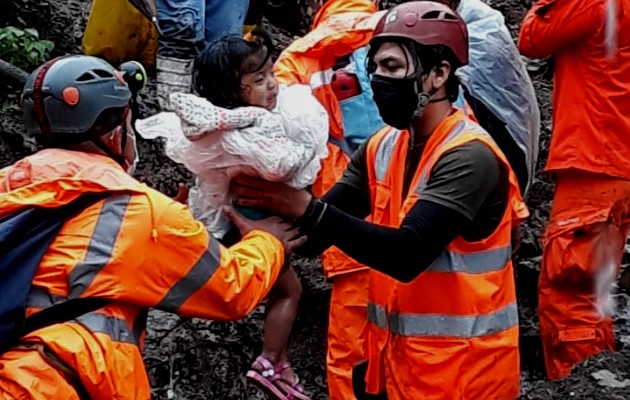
[456,0,541,194]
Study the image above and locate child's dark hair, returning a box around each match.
[195,28,275,109]
[367,39,463,102]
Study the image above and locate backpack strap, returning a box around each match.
[21,297,110,342]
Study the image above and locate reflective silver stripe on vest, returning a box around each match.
[75,312,138,344]
[309,68,334,89]
[68,195,131,298]
[367,301,518,338]
[156,236,222,311]
[374,129,401,182]
[415,121,491,194]
[26,287,140,345]
[367,302,389,330]
[428,246,511,274]
[27,286,66,308]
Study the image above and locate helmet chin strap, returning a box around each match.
[408,87,450,148]
[412,87,440,119]
[416,88,449,109]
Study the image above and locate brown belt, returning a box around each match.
[13,342,92,400]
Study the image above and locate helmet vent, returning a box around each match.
[93,69,114,78]
[421,10,457,20]
[421,10,442,19]
[77,72,96,81]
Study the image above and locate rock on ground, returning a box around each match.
[1,0,629,399]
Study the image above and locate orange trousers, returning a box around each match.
[540,170,630,380]
[0,348,80,400]
[327,270,369,400]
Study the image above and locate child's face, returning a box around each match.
[239,58,279,111]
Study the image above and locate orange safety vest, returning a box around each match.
[0,149,285,398]
[274,0,383,278]
[363,110,528,399]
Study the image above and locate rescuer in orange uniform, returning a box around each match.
[518,0,630,380]
[0,55,303,399]
[229,2,529,398]
[273,1,383,398]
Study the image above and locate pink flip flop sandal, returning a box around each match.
[246,355,311,400]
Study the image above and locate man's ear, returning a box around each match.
[103,125,124,150]
[432,60,452,90]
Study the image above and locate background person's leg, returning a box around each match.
[327,271,369,400]
[204,0,250,47]
[155,0,205,109]
[538,171,630,380]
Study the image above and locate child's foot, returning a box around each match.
[246,355,310,400]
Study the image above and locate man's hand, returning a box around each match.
[223,206,307,253]
[230,175,313,219]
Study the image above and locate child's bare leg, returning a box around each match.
[253,265,303,381]
[261,266,302,363]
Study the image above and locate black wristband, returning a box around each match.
[296,198,327,234]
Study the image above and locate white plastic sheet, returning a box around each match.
[456,0,541,195]
[136,84,329,238]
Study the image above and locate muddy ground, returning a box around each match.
[1,0,630,399]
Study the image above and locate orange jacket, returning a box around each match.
[518,0,630,178]
[0,149,285,398]
[362,111,528,399]
[274,0,382,278]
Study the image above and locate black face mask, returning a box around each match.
[370,74,419,130]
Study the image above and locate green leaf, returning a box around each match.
[41,40,54,52]
[6,27,24,37]
[0,25,55,70]
[24,28,39,38]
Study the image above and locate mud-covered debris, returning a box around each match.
[591,370,630,389]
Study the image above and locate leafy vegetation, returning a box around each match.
[0,26,53,71]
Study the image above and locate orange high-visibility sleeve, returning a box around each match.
[148,197,285,320]
[274,56,308,86]
[181,230,285,320]
[518,0,605,58]
[77,195,285,321]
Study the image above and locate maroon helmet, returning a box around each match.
[372,1,469,65]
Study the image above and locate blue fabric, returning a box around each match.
[234,204,270,221]
[220,205,271,247]
[157,0,250,58]
[454,86,468,114]
[0,207,71,344]
[338,46,386,148]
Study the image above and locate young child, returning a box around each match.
[136,29,328,400]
